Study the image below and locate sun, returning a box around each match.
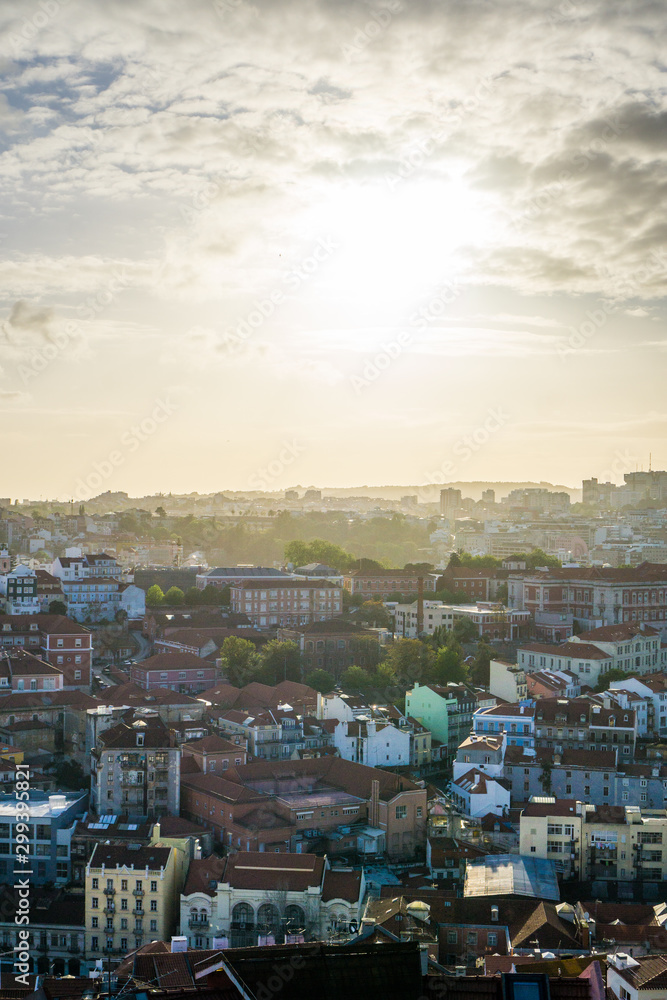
[301,176,493,312]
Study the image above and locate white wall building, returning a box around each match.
[332,717,412,767]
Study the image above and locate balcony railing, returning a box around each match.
[103,886,116,895]
[189,918,209,929]
[132,908,144,916]
[132,888,144,896]
[103,905,116,914]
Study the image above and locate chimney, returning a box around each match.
[370,779,380,827]
[417,577,424,635]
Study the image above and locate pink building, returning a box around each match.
[130,652,217,693]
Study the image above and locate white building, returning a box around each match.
[180,852,365,948]
[449,767,510,818]
[0,564,40,615]
[394,601,455,638]
[332,717,411,767]
[489,659,528,703]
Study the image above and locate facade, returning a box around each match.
[0,615,93,689]
[217,705,305,760]
[450,767,510,818]
[526,669,581,699]
[181,734,249,774]
[180,852,365,947]
[90,713,180,818]
[394,601,455,638]
[442,603,530,640]
[489,660,528,703]
[518,641,614,688]
[85,843,180,959]
[278,619,380,676]
[0,790,87,884]
[507,563,667,631]
[0,564,40,614]
[473,702,536,748]
[532,698,637,759]
[231,580,343,627]
[0,886,86,976]
[130,653,218,693]
[405,682,477,760]
[342,570,436,598]
[332,718,412,767]
[0,650,63,694]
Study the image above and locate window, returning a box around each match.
[488,932,498,946]
[91,917,98,928]
[448,930,457,943]
[92,878,99,889]
[395,805,407,819]
[151,881,157,892]
[92,897,99,909]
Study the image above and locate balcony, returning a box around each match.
[103,886,116,895]
[132,908,144,916]
[132,888,144,896]
[189,918,209,929]
[103,905,116,914]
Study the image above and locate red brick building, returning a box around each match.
[0,615,92,689]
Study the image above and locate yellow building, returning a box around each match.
[85,843,181,959]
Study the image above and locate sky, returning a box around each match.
[1,0,666,500]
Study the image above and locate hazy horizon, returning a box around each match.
[2,0,666,498]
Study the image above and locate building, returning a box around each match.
[278,619,380,677]
[180,755,427,858]
[508,563,667,632]
[130,653,218,693]
[473,702,536,748]
[231,579,343,628]
[394,601,455,638]
[0,564,40,614]
[342,570,436,598]
[90,712,180,818]
[0,615,93,689]
[532,698,636,759]
[449,767,510,818]
[216,704,305,760]
[196,567,294,590]
[440,488,462,517]
[405,683,478,762]
[607,951,667,1000]
[181,734,248,774]
[180,851,365,947]
[85,843,181,959]
[489,660,528,703]
[332,718,412,768]
[0,886,86,975]
[442,603,530,640]
[518,642,615,688]
[0,790,87,884]
[0,650,63,694]
[50,552,127,622]
[526,668,581,699]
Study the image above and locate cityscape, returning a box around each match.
[2,0,667,999]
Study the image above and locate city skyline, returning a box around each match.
[1,0,666,497]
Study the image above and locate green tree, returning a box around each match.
[304,669,336,693]
[594,668,635,692]
[164,586,185,606]
[200,584,229,605]
[433,645,467,685]
[146,585,165,607]
[453,617,478,643]
[258,640,302,684]
[220,636,259,686]
[384,639,435,690]
[184,587,203,606]
[470,640,493,686]
[340,666,372,693]
[356,600,391,628]
[48,599,67,615]
[447,552,462,568]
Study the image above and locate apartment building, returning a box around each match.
[231,579,342,627]
[85,843,180,958]
[90,713,180,818]
[217,705,305,760]
[518,642,614,688]
[0,886,85,976]
[0,564,40,614]
[317,692,432,766]
[0,790,87,884]
[532,698,636,758]
[489,660,528,703]
[405,682,478,761]
[473,702,536,748]
[196,567,293,590]
[181,734,248,774]
[130,653,217,693]
[442,603,530,641]
[526,669,580,699]
[521,798,667,884]
[0,615,93,689]
[0,650,63,694]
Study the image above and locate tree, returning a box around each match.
[115,609,128,626]
[356,600,391,628]
[304,669,335,693]
[220,636,259,686]
[184,587,203,606]
[470,640,493,686]
[453,617,478,643]
[447,552,462,568]
[49,599,67,615]
[145,585,165,607]
[384,639,435,690]
[340,666,371,693]
[258,640,302,684]
[155,506,166,518]
[200,584,229,605]
[349,636,382,669]
[433,645,467,685]
[594,668,636,692]
[163,586,185,606]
